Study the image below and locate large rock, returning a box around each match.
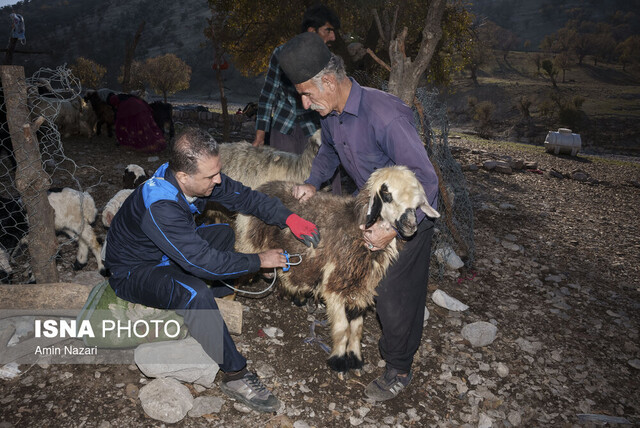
[431,289,469,311]
[461,321,498,347]
[135,337,220,388]
[138,377,193,423]
[188,396,225,417]
[434,245,465,270]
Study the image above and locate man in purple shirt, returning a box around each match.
[278,32,440,401]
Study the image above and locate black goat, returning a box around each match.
[83,91,114,137]
[149,101,174,140]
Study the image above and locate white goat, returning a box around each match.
[101,164,148,227]
[235,166,439,376]
[29,95,95,138]
[47,188,105,275]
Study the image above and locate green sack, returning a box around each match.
[76,280,188,348]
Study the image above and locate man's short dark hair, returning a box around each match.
[169,127,219,175]
[301,4,340,33]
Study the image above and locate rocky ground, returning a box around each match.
[1,123,639,427]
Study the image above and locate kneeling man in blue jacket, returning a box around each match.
[105,127,320,412]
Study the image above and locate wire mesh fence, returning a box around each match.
[0,65,101,284]
[352,70,475,277]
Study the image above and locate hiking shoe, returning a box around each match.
[364,367,412,401]
[219,371,280,412]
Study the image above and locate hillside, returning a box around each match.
[3,0,639,153]
[445,50,640,155]
[470,0,640,49]
[3,0,261,97]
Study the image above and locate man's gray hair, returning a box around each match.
[311,54,347,90]
[169,127,219,175]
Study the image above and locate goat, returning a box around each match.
[0,196,28,282]
[29,95,94,139]
[102,164,149,227]
[122,163,149,189]
[234,166,439,375]
[84,90,115,137]
[47,188,105,275]
[0,190,106,282]
[197,131,322,226]
[218,130,321,189]
[149,101,174,140]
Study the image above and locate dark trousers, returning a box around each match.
[269,125,342,195]
[108,224,246,372]
[375,218,435,373]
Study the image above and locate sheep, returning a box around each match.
[234,166,440,376]
[218,129,321,189]
[47,188,106,275]
[0,196,28,283]
[0,247,12,284]
[122,163,149,189]
[0,190,106,281]
[196,130,322,226]
[102,164,149,228]
[84,90,115,137]
[101,189,133,228]
[29,95,95,139]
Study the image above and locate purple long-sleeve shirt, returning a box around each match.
[305,78,439,223]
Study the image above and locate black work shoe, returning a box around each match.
[364,367,412,401]
[219,371,280,412]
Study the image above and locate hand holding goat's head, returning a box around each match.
[364,166,440,239]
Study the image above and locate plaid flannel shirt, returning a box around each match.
[255,45,321,137]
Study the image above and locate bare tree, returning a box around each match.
[371,0,447,106]
[121,21,145,93]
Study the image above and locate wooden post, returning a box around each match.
[0,65,59,283]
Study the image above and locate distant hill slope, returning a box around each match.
[3,0,260,99]
[470,0,640,49]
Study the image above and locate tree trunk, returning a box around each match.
[121,21,145,93]
[387,0,446,105]
[1,65,59,283]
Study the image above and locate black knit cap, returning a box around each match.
[279,32,331,84]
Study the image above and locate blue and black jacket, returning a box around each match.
[105,163,292,280]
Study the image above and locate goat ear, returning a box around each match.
[380,183,393,203]
[366,192,383,228]
[420,197,440,219]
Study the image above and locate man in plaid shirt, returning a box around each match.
[252,5,340,157]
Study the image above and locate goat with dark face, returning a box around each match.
[84,91,115,137]
[235,166,439,377]
[149,101,174,140]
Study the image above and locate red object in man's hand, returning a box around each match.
[286,214,321,248]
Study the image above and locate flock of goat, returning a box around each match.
[1,116,439,376]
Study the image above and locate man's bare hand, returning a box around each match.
[252,130,266,147]
[292,184,316,202]
[360,221,396,251]
[258,249,288,268]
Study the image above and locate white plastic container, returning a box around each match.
[544,128,582,156]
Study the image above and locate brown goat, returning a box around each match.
[235,166,439,375]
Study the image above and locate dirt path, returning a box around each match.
[1,132,639,427]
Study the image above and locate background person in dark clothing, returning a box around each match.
[252,4,342,194]
[104,127,320,412]
[279,33,439,402]
[108,93,166,153]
